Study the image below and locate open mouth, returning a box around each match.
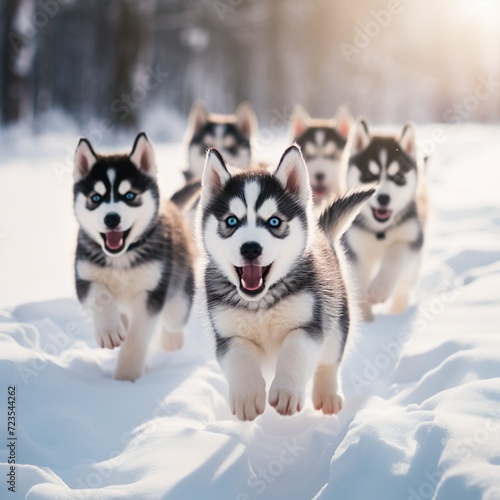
[372,207,392,223]
[235,264,272,295]
[312,186,327,197]
[100,228,131,254]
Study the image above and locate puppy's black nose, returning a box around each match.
[315,172,325,183]
[104,212,121,229]
[240,242,262,261]
[377,194,390,206]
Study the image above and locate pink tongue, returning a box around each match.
[105,231,124,250]
[375,209,390,220]
[241,264,263,291]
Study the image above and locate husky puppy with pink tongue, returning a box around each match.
[73,133,196,381]
[341,119,429,321]
[197,145,374,420]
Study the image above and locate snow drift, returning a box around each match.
[0,125,499,499]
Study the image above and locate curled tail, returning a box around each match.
[170,178,202,211]
[318,186,377,242]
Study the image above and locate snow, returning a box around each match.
[1,124,500,499]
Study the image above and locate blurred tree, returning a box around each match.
[1,0,29,125]
[1,0,499,137]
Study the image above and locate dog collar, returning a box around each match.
[353,217,388,239]
[127,238,146,252]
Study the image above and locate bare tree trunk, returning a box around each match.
[1,0,26,125]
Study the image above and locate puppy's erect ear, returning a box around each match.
[74,138,98,182]
[201,148,231,207]
[274,144,311,203]
[290,105,310,139]
[399,121,417,158]
[335,105,353,139]
[188,100,210,135]
[319,185,377,241]
[351,117,371,154]
[235,102,257,139]
[130,132,157,177]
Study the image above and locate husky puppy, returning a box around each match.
[197,145,374,420]
[184,100,257,180]
[73,132,195,381]
[343,119,428,321]
[291,105,353,206]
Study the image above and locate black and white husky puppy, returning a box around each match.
[342,119,428,321]
[197,145,374,420]
[73,133,196,381]
[291,105,353,206]
[184,100,257,180]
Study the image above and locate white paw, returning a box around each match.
[313,389,343,415]
[229,376,266,421]
[114,363,144,382]
[368,280,391,305]
[390,293,410,314]
[161,331,184,352]
[95,316,126,349]
[268,378,304,416]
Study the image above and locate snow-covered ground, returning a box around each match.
[1,124,499,499]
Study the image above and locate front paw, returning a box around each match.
[313,389,343,415]
[368,279,391,305]
[95,316,126,349]
[114,363,143,382]
[229,376,266,421]
[390,292,410,314]
[268,378,305,416]
[161,330,184,352]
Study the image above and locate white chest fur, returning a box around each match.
[347,218,420,259]
[211,292,314,354]
[77,260,163,298]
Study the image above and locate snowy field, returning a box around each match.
[0,124,499,499]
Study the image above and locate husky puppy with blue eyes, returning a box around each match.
[197,145,374,420]
[73,132,196,381]
[291,105,353,206]
[339,119,428,321]
[184,100,258,181]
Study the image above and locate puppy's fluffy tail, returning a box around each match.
[170,178,202,211]
[318,185,377,241]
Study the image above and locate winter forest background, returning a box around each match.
[2,0,500,142]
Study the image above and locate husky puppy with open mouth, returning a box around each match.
[73,132,195,381]
[342,119,428,321]
[197,145,374,420]
[184,100,257,181]
[291,105,353,206]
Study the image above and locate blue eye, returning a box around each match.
[91,194,102,204]
[226,216,239,227]
[268,217,281,228]
[124,191,136,201]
